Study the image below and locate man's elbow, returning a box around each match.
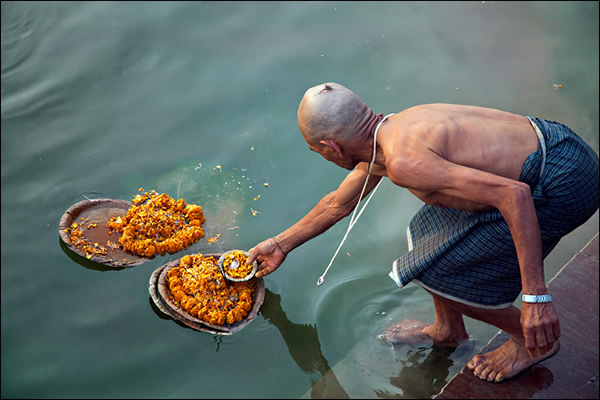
[321,191,355,220]
[499,182,533,212]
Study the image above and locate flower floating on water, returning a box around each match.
[64,218,108,259]
[207,233,221,243]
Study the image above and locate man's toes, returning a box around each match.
[486,369,498,382]
[467,355,484,370]
[494,372,505,383]
[474,364,492,381]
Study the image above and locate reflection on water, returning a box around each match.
[513,366,554,398]
[261,283,478,399]
[2,1,598,398]
[301,322,477,399]
[59,237,127,272]
[260,289,349,398]
[384,344,460,399]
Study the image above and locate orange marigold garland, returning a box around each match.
[167,254,255,326]
[107,189,206,257]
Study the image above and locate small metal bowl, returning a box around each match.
[218,250,258,282]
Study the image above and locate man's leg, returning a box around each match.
[429,292,560,382]
[382,292,468,345]
[423,293,469,342]
[383,291,559,382]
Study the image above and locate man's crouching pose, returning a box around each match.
[248,82,599,382]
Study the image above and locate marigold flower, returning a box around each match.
[222,250,254,279]
[107,189,206,257]
[166,254,256,326]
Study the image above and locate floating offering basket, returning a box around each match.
[60,190,206,268]
[149,252,264,335]
[59,199,152,268]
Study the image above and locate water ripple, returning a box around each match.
[1,2,38,77]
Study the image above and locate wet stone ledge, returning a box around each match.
[435,233,599,400]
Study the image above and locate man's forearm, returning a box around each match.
[500,185,547,294]
[273,192,353,255]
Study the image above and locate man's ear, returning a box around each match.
[320,139,344,159]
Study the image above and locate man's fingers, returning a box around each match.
[246,248,257,264]
[247,239,283,278]
[524,332,538,357]
[536,332,548,355]
[255,262,267,278]
[255,263,275,279]
[544,330,557,353]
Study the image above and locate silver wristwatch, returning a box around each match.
[522,294,553,303]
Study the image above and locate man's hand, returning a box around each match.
[247,238,287,278]
[520,301,561,356]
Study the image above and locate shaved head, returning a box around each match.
[297,82,371,146]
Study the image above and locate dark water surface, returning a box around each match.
[2,2,598,398]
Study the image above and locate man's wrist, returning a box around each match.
[522,293,553,303]
[272,237,287,256]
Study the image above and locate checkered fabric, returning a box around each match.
[391,117,599,308]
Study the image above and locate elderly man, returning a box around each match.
[247,82,599,382]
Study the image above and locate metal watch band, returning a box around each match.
[522,294,553,303]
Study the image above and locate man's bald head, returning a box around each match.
[297,82,371,146]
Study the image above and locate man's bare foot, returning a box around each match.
[379,319,468,345]
[467,337,560,382]
[380,320,433,345]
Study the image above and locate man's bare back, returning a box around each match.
[375,104,540,212]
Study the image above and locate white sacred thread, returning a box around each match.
[317,113,395,286]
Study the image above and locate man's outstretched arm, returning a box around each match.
[248,164,382,278]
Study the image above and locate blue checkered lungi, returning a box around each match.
[389,117,599,308]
